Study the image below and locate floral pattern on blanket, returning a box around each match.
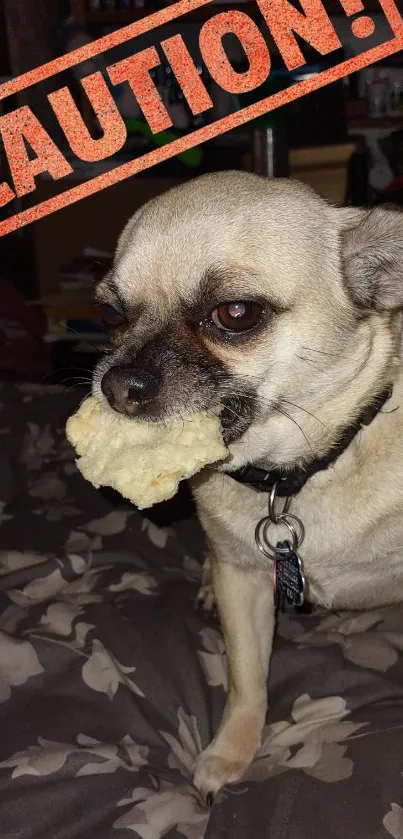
[0,382,402,838]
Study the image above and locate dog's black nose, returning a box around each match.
[101,364,158,416]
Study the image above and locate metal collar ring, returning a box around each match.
[268,483,291,523]
[255,512,304,559]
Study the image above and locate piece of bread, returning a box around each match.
[66,396,227,510]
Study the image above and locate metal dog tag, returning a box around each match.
[274,540,305,610]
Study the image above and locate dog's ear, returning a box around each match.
[340,206,403,312]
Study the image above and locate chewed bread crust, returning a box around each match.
[66,396,228,510]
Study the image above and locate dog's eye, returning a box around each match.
[96,304,126,329]
[211,301,264,333]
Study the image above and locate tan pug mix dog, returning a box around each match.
[92,171,403,797]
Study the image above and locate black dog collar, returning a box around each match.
[227,387,393,498]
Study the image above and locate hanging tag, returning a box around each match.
[274,540,305,610]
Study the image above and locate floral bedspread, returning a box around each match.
[0,382,402,839]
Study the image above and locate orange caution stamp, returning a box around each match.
[0,0,402,236]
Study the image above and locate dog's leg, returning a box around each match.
[194,558,274,796]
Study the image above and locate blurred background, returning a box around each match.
[1,0,403,384]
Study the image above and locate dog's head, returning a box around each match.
[93,172,403,470]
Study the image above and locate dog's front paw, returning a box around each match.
[194,750,250,796]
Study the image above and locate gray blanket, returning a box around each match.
[0,382,402,839]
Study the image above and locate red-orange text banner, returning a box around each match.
[0,0,402,236]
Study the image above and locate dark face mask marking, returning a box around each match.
[101,321,258,443]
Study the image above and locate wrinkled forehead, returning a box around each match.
[113,209,270,307]
[117,227,239,304]
[99,183,336,315]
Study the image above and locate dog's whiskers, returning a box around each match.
[271,405,314,453]
[78,390,92,410]
[224,404,246,424]
[58,376,93,387]
[227,390,330,435]
[301,345,345,359]
[297,355,328,376]
[225,390,314,453]
[281,399,331,434]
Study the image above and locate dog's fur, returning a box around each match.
[92,171,403,795]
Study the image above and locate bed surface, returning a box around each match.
[0,382,402,839]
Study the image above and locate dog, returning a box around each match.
[92,170,403,797]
